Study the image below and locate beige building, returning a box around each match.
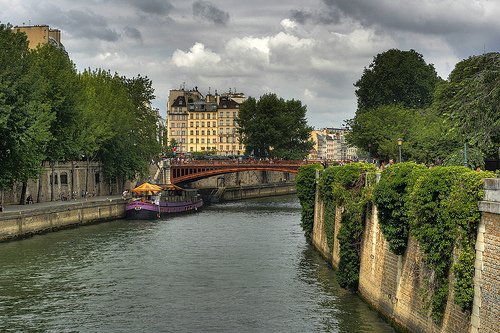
[167,87,245,156]
[13,25,64,50]
[309,128,358,161]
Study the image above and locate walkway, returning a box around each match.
[1,195,123,215]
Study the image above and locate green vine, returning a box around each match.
[296,164,323,242]
[318,167,339,251]
[329,162,376,290]
[409,166,494,322]
[373,162,427,255]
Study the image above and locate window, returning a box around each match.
[226,119,230,126]
[49,174,58,185]
[190,122,193,127]
[226,111,230,117]
[60,173,68,185]
[207,114,211,119]
[196,121,199,127]
[212,130,216,135]
[181,130,186,136]
[201,130,205,136]
[219,120,223,126]
[207,122,210,127]
[207,139,210,144]
[220,145,223,151]
[219,128,223,134]
[190,130,193,135]
[190,138,194,143]
[182,138,186,143]
[190,114,193,119]
[196,130,199,135]
[213,121,216,127]
[196,113,199,119]
[233,112,236,118]
[190,147,193,152]
[226,145,230,150]
[201,122,205,127]
[201,113,205,119]
[196,139,199,143]
[201,138,205,144]
[220,112,224,118]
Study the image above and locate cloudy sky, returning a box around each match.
[2,0,499,128]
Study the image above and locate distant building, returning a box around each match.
[13,24,65,50]
[166,86,246,156]
[309,128,358,161]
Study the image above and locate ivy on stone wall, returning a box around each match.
[318,167,339,251]
[296,164,323,242]
[373,162,427,255]
[409,166,494,322]
[329,162,376,290]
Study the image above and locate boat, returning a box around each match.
[125,182,203,220]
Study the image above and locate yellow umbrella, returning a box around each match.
[131,182,162,193]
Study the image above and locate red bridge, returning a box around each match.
[168,160,308,184]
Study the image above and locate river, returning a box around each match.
[0,195,395,332]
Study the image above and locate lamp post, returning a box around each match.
[397,138,403,163]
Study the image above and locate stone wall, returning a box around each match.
[471,178,500,333]
[0,198,125,241]
[1,161,134,205]
[311,178,500,333]
[358,205,470,333]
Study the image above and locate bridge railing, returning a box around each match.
[169,159,309,166]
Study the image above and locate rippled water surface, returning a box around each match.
[0,196,395,332]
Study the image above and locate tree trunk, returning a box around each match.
[71,161,75,199]
[85,158,89,195]
[19,182,27,205]
[50,162,55,202]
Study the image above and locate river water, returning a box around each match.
[0,195,395,332]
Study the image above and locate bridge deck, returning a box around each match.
[169,160,307,184]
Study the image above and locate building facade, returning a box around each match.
[309,128,358,161]
[13,25,64,50]
[166,87,246,156]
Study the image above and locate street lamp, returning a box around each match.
[397,138,403,163]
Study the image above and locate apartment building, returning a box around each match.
[13,25,64,50]
[166,87,245,156]
[309,128,358,161]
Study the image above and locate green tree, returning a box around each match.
[0,23,53,199]
[434,52,500,158]
[31,43,84,200]
[79,69,161,190]
[237,93,313,159]
[354,49,440,111]
[346,104,414,162]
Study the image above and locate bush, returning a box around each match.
[373,162,427,254]
[409,166,494,321]
[296,164,323,241]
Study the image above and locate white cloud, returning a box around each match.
[171,42,221,67]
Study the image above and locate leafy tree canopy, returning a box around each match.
[0,23,53,188]
[237,93,313,159]
[354,49,441,111]
[434,52,500,158]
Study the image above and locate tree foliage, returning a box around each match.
[0,23,53,189]
[0,22,161,194]
[354,49,440,111]
[434,52,500,158]
[237,93,313,159]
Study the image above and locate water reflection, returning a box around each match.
[0,195,394,332]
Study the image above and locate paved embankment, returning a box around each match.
[0,196,125,242]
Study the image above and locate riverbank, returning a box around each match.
[0,196,125,242]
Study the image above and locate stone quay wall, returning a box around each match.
[311,178,500,333]
[0,198,126,242]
